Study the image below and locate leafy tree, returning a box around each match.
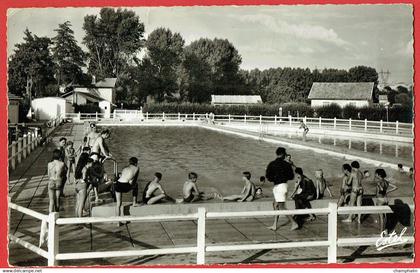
[348,66,378,83]
[8,29,56,99]
[52,21,87,87]
[82,8,145,80]
[143,28,185,102]
[181,38,243,102]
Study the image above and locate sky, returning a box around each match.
[7,5,414,84]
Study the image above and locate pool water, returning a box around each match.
[265,131,413,161]
[105,126,413,200]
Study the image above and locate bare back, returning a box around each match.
[48,160,65,181]
[183,181,198,198]
[119,165,139,184]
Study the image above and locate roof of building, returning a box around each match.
[8,93,22,100]
[95,78,117,88]
[211,95,262,104]
[308,82,375,100]
[61,88,104,102]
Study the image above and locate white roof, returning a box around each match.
[211,95,262,104]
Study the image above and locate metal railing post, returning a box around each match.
[34,128,39,147]
[288,115,292,126]
[11,141,17,170]
[146,112,149,121]
[78,112,81,121]
[349,118,352,131]
[17,137,22,164]
[22,134,27,159]
[196,207,206,265]
[274,115,277,125]
[318,117,322,128]
[178,113,181,121]
[163,112,165,120]
[95,112,98,121]
[48,212,59,266]
[380,120,383,133]
[396,121,399,135]
[259,115,262,125]
[31,132,35,151]
[333,117,336,129]
[364,119,367,132]
[244,114,247,124]
[228,114,231,123]
[193,113,195,120]
[327,202,338,263]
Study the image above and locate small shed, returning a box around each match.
[308,82,375,108]
[8,93,22,124]
[211,95,262,106]
[31,97,73,120]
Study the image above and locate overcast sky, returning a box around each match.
[7,5,413,84]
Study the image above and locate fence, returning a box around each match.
[8,201,414,266]
[8,115,63,171]
[65,111,413,138]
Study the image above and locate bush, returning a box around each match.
[74,104,101,113]
[315,103,342,118]
[359,105,385,121]
[342,105,359,119]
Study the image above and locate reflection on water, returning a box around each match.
[104,127,413,200]
[269,131,413,160]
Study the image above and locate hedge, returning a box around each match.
[143,102,313,117]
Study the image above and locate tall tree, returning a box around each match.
[143,28,185,101]
[52,21,87,87]
[82,8,145,80]
[8,29,56,99]
[180,38,243,102]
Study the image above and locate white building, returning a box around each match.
[211,95,262,106]
[61,78,117,116]
[31,97,73,120]
[308,82,375,108]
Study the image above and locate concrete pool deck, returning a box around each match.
[8,123,414,266]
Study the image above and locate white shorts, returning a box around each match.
[273,183,288,203]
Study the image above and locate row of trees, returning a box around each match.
[8,7,383,107]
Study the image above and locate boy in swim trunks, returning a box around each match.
[47,149,67,213]
[222,172,256,202]
[179,172,221,203]
[337,164,352,207]
[374,168,398,228]
[115,157,140,217]
[343,161,364,223]
[91,129,112,162]
[65,141,76,184]
[314,169,333,200]
[142,173,174,205]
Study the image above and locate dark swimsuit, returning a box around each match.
[142,181,155,204]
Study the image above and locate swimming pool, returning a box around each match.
[105,126,413,200]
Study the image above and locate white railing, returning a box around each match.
[8,116,63,171]
[9,201,414,266]
[65,112,412,137]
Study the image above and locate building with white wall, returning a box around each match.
[61,78,117,115]
[308,82,375,108]
[211,95,262,106]
[31,97,73,120]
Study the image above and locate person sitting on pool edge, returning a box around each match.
[314,169,333,200]
[178,172,221,203]
[221,171,256,202]
[115,157,140,218]
[142,172,175,205]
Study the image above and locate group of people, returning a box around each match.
[265,146,401,231]
[47,122,404,233]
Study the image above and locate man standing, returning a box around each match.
[266,147,299,231]
[91,129,112,162]
[57,137,68,197]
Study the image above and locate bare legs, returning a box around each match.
[268,202,299,231]
[75,187,87,217]
[49,188,60,213]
